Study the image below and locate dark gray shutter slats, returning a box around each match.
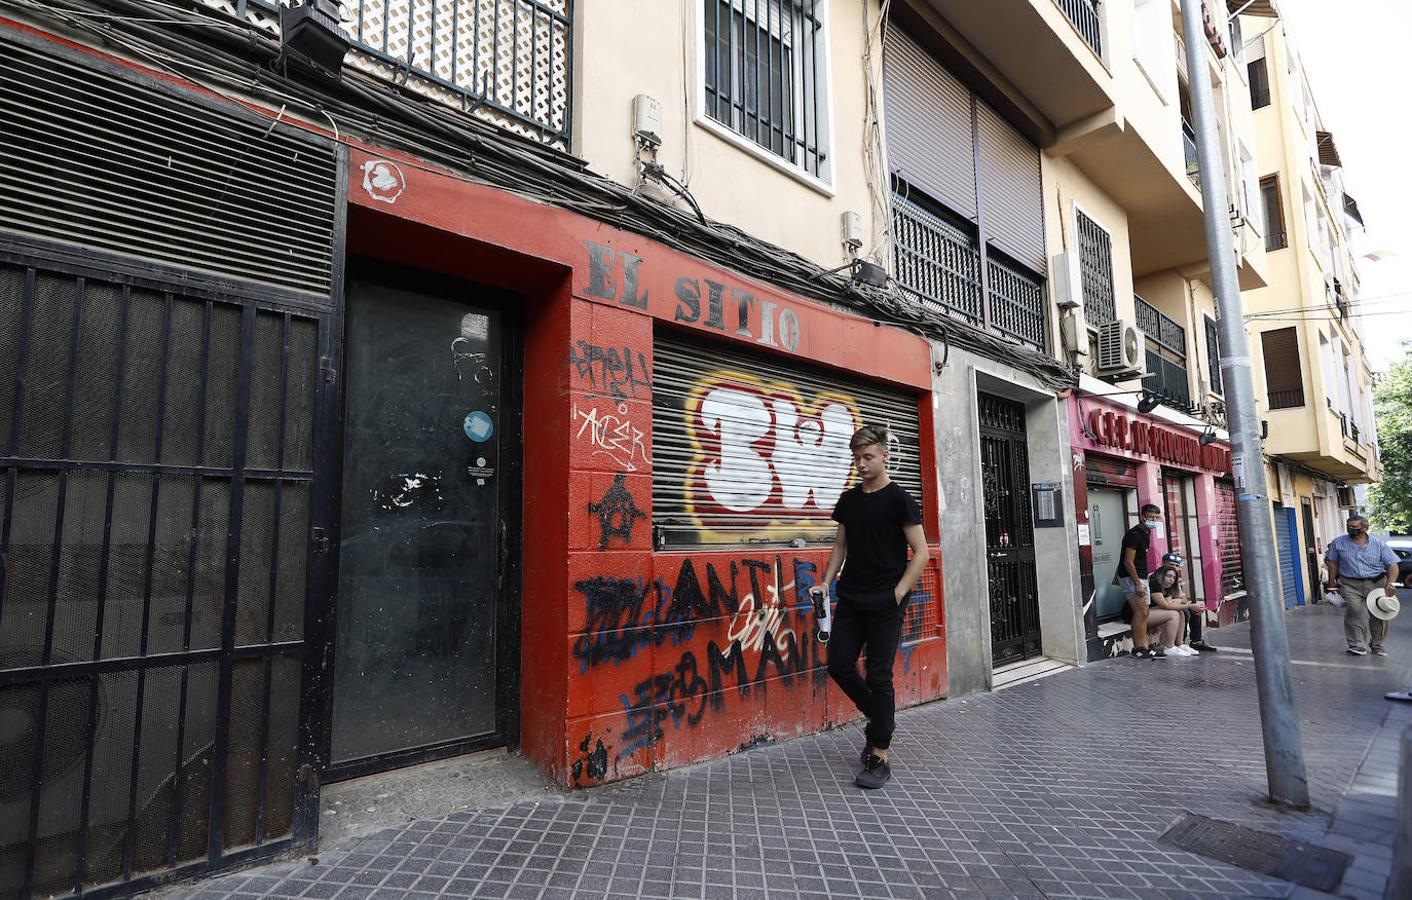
[976,101,1046,273]
[652,332,924,549]
[883,28,976,219]
[1260,327,1303,395]
[0,33,338,298]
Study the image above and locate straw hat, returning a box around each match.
[1367,589,1401,621]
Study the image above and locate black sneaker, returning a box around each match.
[860,740,872,767]
[855,753,891,790]
[1372,647,1389,657]
[1348,647,1369,656]
[1150,646,1167,659]
[1132,647,1154,659]
[1190,640,1219,653]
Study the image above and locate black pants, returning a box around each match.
[1185,609,1204,642]
[826,588,907,750]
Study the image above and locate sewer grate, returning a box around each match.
[1158,812,1351,893]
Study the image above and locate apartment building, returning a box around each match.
[1237,11,1382,607]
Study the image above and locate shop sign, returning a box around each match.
[583,240,802,351]
[1087,409,1231,475]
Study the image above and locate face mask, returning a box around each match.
[1144,521,1159,530]
[1348,527,1362,537]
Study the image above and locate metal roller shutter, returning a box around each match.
[883,28,977,219]
[1215,479,1244,598]
[1273,503,1299,608]
[652,332,924,549]
[976,101,1046,273]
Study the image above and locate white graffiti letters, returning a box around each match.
[699,386,855,514]
[573,401,649,472]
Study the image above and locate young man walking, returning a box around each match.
[1116,503,1166,659]
[812,424,929,790]
[1325,514,1401,656]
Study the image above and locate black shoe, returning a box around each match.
[1373,647,1389,657]
[1132,647,1154,659]
[1149,646,1167,659]
[855,753,891,790]
[1348,647,1369,656]
[860,739,872,767]
[1190,640,1219,653]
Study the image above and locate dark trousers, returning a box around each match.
[1186,609,1204,643]
[826,589,907,750]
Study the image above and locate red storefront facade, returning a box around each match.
[345,149,947,785]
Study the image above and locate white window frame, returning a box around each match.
[694,0,837,196]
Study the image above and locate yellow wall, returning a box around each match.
[572,0,884,270]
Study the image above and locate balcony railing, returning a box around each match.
[1182,128,1201,189]
[1134,296,1192,410]
[893,194,983,325]
[228,0,573,147]
[892,192,1046,352]
[1265,230,1288,252]
[1269,388,1305,410]
[1055,0,1103,56]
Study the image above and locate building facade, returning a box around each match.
[1236,8,1382,608]
[0,0,1383,896]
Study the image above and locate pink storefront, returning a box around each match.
[1066,393,1242,660]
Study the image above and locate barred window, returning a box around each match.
[702,0,829,180]
[1205,314,1223,397]
[1076,209,1116,325]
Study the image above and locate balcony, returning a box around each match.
[226,0,573,148]
[1182,127,1201,190]
[1265,230,1289,252]
[1134,296,1192,411]
[1054,0,1102,55]
[892,191,1046,352]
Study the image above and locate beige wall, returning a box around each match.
[572,0,884,270]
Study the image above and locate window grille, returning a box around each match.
[1205,314,1223,396]
[892,190,982,325]
[703,0,828,178]
[1076,210,1115,325]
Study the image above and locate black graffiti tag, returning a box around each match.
[568,339,653,399]
[571,732,609,785]
[619,651,709,756]
[587,473,647,549]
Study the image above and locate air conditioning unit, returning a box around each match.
[1097,319,1146,377]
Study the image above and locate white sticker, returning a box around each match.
[1077,523,1091,547]
[1232,456,1247,490]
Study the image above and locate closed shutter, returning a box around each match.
[1260,327,1305,408]
[652,332,924,548]
[1205,315,1223,396]
[1215,479,1244,597]
[976,101,1046,273]
[883,28,976,219]
[1273,503,1299,608]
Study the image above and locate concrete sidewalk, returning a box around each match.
[176,602,1412,900]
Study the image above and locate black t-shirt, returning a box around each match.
[832,481,923,594]
[1113,524,1151,584]
[1147,571,1182,601]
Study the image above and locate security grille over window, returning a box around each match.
[200,0,572,148]
[0,30,339,298]
[1076,210,1116,325]
[987,254,1046,351]
[1134,296,1191,410]
[703,0,828,178]
[652,333,923,549]
[1205,315,1223,396]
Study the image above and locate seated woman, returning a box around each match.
[1147,555,1218,655]
[1120,572,1182,659]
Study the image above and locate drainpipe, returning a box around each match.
[1180,0,1310,809]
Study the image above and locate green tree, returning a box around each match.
[1370,347,1412,534]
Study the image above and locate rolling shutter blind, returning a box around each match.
[652,332,924,549]
[1215,479,1244,597]
[882,28,976,219]
[976,101,1046,273]
[1273,505,1299,608]
[1260,327,1305,408]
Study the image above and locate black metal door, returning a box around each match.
[980,393,1041,666]
[0,258,336,897]
[1302,498,1320,600]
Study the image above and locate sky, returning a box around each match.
[1277,0,1412,373]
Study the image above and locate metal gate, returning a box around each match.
[0,259,336,898]
[979,393,1041,665]
[0,27,342,897]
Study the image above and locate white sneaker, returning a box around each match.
[1168,645,1194,657]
